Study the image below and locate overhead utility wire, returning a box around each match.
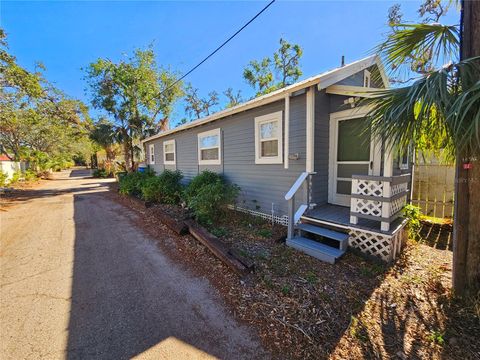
[158,0,276,97]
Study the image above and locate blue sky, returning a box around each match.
[1,1,459,126]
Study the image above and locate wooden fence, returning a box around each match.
[411,164,455,219]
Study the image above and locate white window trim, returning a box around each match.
[198,128,222,165]
[163,139,176,165]
[254,111,283,164]
[363,69,371,88]
[149,144,155,165]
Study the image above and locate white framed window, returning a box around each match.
[363,70,371,88]
[163,139,176,165]
[149,144,155,165]
[198,128,221,165]
[254,111,283,164]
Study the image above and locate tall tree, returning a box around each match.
[223,87,243,108]
[184,84,219,119]
[365,0,480,296]
[90,118,117,163]
[85,48,183,171]
[243,38,303,96]
[0,29,92,163]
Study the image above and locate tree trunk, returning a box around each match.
[453,0,480,297]
[122,137,132,172]
[130,138,135,171]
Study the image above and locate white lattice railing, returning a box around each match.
[350,174,410,232]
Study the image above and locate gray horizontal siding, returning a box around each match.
[312,89,330,205]
[143,65,387,217]
[144,94,307,217]
[337,65,384,87]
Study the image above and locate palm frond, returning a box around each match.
[375,23,459,80]
[363,57,480,157]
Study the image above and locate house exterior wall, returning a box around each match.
[143,63,395,218]
[337,65,385,88]
[311,89,330,205]
[144,94,308,217]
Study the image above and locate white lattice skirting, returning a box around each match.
[227,205,289,226]
[349,226,406,262]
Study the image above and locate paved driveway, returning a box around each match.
[0,169,266,360]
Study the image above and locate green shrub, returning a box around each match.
[0,171,8,187]
[141,170,183,204]
[257,228,272,238]
[185,171,239,225]
[210,227,229,238]
[404,204,422,240]
[118,170,154,197]
[10,171,22,184]
[183,170,224,205]
[93,168,111,178]
[24,170,38,181]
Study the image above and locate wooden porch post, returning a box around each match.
[383,139,394,177]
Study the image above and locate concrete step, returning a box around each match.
[286,236,345,264]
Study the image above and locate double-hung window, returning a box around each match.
[163,139,176,165]
[254,111,283,164]
[198,128,221,165]
[149,144,155,165]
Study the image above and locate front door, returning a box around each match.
[328,109,380,206]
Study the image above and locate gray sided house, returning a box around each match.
[142,56,412,263]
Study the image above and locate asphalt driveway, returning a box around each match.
[0,169,266,360]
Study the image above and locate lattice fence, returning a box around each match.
[391,182,408,196]
[390,195,407,215]
[356,179,384,197]
[348,226,406,262]
[351,198,382,217]
[228,205,289,226]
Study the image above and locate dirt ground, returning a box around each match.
[110,184,480,360]
[0,169,267,360]
[2,169,478,360]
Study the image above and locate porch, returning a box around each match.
[285,172,411,263]
[303,203,406,236]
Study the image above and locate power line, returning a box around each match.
[159,0,276,97]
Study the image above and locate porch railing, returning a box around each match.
[285,171,316,240]
[350,174,410,231]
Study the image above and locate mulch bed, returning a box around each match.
[107,184,479,360]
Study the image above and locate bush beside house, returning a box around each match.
[183,171,239,225]
[118,168,239,225]
[141,170,183,204]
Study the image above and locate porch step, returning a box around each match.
[286,236,345,264]
[297,223,349,243]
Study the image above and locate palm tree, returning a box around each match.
[365,0,479,297]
